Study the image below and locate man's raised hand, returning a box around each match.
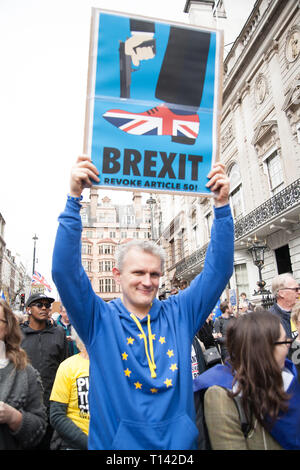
[70,155,100,197]
[206,163,230,207]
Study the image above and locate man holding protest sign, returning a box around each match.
[52,155,234,450]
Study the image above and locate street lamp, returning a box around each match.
[248,238,273,307]
[32,234,38,275]
[146,194,156,240]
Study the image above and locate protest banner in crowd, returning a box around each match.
[84,9,224,196]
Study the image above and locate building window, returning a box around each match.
[263,149,284,195]
[82,260,92,273]
[109,231,116,238]
[170,238,175,265]
[81,210,88,224]
[121,232,127,239]
[234,263,249,297]
[191,209,200,249]
[178,229,185,259]
[205,211,213,240]
[99,278,116,293]
[99,244,114,255]
[99,260,115,272]
[228,163,244,219]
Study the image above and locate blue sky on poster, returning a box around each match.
[0,0,255,295]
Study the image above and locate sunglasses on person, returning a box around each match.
[31,302,51,309]
[273,338,294,346]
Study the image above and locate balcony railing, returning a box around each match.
[234,178,300,240]
[175,178,300,277]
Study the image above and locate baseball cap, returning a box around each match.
[25,293,55,308]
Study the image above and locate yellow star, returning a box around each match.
[127,337,135,345]
[138,333,144,339]
[151,334,156,340]
[164,378,173,388]
[122,352,128,360]
[159,336,166,344]
[134,381,142,389]
[124,368,131,377]
[167,349,174,358]
[170,363,178,372]
[150,388,158,394]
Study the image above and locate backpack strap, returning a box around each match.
[219,387,252,438]
[231,394,252,439]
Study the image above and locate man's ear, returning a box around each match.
[112,267,121,285]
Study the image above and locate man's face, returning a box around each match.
[113,248,162,318]
[28,300,51,323]
[60,307,69,322]
[277,277,300,310]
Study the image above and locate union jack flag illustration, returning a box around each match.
[31,271,52,292]
[103,104,199,142]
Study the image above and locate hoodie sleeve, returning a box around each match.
[52,198,105,347]
[175,204,234,339]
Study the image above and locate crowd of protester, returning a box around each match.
[1,276,299,450]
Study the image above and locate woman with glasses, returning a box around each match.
[194,310,300,450]
[0,299,47,449]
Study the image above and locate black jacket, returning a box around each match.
[20,321,68,412]
[197,320,215,349]
[269,303,292,338]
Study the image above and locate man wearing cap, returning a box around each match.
[20,293,68,449]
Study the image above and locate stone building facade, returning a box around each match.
[155,0,300,303]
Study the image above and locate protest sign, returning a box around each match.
[83,9,223,196]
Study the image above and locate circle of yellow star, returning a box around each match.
[127,337,135,345]
[122,352,128,360]
[124,368,131,377]
[167,349,174,358]
[164,378,173,388]
[134,381,142,389]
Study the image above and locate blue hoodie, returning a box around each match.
[52,198,234,450]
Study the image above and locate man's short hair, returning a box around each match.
[115,240,165,272]
[271,272,295,298]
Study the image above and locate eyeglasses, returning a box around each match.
[279,287,300,292]
[273,338,294,346]
[31,302,51,309]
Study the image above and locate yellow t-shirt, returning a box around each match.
[50,353,90,435]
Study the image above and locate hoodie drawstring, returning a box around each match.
[130,313,157,378]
